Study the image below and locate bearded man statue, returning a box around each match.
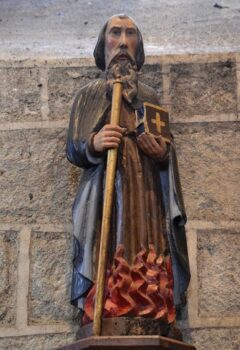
[67,14,190,339]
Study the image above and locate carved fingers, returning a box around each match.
[137,133,167,160]
[93,124,126,153]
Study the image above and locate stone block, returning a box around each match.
[139,64,163,104]
[170,61,237,119]
[0,128,80,224]
[28,230,74,324]
[0,333,75,350]
[0,68,42,123]
[182,328,240,350]
[172,122,240,221]
[0,230,18,327]
[197,229,240,317]
[48,67,101,120]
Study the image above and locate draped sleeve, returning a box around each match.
[66,79,110,169]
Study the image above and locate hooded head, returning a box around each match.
[94,14,145,71]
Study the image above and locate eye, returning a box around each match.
[111,27,121,36]
[127,28,137,36]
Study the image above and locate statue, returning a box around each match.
[67,14,190,339]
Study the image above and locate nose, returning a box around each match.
[119,32,128,48]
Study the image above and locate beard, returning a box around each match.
[105,51,138,105]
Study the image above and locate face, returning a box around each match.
[104,16,138,69]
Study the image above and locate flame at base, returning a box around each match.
[83,244,176,325]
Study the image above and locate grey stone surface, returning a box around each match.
[170,61,237,119]
[0,230,18,327]
[182,327,240,350]
[0,333,75,350]
[0,128,80,224]
[48,66,101,120]
[28,230,74,324]
[172,122,240,221]
[0,55,239,349]
[197,229,240,317]
[138,64,163,104]
[0,68,42,123]
[0,1,240,59]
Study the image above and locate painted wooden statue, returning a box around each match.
[67,14,190,339]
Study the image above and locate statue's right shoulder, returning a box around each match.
[70,78,110,139]
[74,79,106,102]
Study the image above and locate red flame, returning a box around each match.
[83,244,175,325]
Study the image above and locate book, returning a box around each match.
[135,102,171,144]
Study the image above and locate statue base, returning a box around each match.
[77,317,174,339]
[57,319,196,350]
[56,335,196,350]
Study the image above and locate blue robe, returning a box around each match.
[66,79,190,310]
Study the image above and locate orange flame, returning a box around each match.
[83,244,175,325]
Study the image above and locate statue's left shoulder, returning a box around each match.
[138,81,162,107]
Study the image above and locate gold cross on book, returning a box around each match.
[143,102,171,143]
[151,112,166,134]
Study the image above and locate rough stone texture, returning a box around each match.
[139,64,163,104]
[0,56,239,349]
[1,1,240,59]
[197,229,240,317]
[182,327,240,350]
[48,67,101,120]
[0,230,18,327]
[0,68,42,123]
[0,128,80,224]
[0,333,75,350]
[28,230,74,324]
[170,61,237,119]
[172,122,240,221]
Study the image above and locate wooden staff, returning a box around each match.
[93,79,123,336]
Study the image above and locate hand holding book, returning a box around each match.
[137,132,168,161]
[135,102,171,144]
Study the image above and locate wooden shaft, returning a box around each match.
[93,81,123,336]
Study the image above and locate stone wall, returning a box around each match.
[0,53,239,350]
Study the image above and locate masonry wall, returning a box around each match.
[0,53,239,350]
